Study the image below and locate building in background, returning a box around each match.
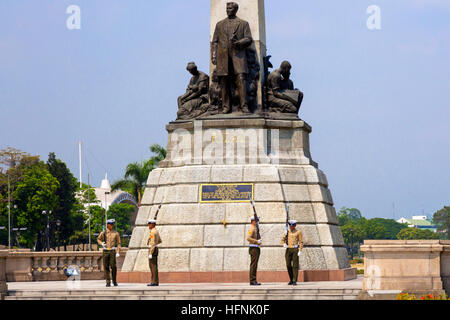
[93,174,139,228]
[397,215,438,233]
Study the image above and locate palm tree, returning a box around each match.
[111,144,166,206]
[149,144,166,165]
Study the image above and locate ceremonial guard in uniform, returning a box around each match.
[97,219,121,287]
[247,216,262,286]
[147,219,162,287]
[281,220,303,285]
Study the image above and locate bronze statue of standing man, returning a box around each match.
[212,2,253,114]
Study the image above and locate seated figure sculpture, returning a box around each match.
[266,61,303,114]
[177,62,210,120]
[209,71,222,113]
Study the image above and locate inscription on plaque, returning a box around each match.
[200,184,254,203]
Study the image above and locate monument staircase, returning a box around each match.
[5,279,362,300]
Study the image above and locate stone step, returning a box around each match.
[6,293,359,300]
[7,288,361,297]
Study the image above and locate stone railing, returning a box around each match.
[359,240,450,299]
[5,249,128,282]
[0,251,7,300]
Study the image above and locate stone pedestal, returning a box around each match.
[0,251,7,300]
[120,118,354,283]
[210,0,267,112]
[360,240,450,299]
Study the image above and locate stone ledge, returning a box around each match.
[363,240,449,245]
[361,244,444,253]
[145,165,330,185]
[134,202,340,227]
[165,118,312,132]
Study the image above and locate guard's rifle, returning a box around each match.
[269,157,290,246]
[250,200,261,240]
[148,196,164,254]
[154,202,163,221]
[153,194,166,221]
[285,201,290,245]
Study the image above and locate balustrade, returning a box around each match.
[5,249,127,282]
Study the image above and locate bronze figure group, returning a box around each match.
[176,2,304,121]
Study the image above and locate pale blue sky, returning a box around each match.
[0,0,449,219]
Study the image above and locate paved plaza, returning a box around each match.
[5,277,363,300]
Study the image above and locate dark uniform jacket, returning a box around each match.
[212,17,253,76]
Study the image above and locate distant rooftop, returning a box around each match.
[408,219,434,227]
[396,216,438,232]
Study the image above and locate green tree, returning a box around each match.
[433,207,449,239]
[362,219,387,240]
[111,144,166,205]
[149,144,166,166]
[87,205,105,235]
[66,183,102,249]
[107,203,135,237]
[397,228,440,240]
[0,147,40,184]
[370,218,408,239]
[111,162,153,205]
[341,221,366,259]
[46,153,81,249]
[13,163,60,249]
[0,193,7,245]
[68,204,105,249]
[0,147,29,171]
[78,183,100,206]
[0,148,42,247]
[338,207,363,226]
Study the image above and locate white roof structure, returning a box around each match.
[100,173,111,190]
[397,217,410,224]
[90,173,138,210]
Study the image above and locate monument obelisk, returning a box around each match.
[119,0,355,284]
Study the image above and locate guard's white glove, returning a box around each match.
[257,240,262,245]
[298,251,302,257]
[284,229,288,236]
[149,254,153,260]
[116,253,120,258]
[283,244,288,249]
[102,242,106,249]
